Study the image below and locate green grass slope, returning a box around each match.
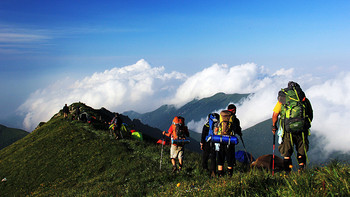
[0,124,28,150]
[0,115,202,196]
[0,104,349,196]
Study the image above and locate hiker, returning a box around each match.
[74,106,80,120]
[62,104,69,119]
[215,104,242,177]
[272,81,313,173]
[200,113,219,177]
[110,113,123,139]
[162,116,190,173]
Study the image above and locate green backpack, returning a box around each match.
[279,82,307,133]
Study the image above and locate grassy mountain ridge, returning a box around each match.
[0,104,349,196]
[0,124,28,150]
[0,112,203,196]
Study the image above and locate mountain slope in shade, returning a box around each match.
[0,124,29,150]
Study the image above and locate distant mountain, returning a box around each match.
[0,124,28,150]
[124,92,249,135]
[235,119,280,158]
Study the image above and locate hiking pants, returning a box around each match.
[217,144,236,168]
[202,142,216,172]
[279,131,309,157]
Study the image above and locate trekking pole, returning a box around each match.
[240,135,251,163]
[160,133,165,170]
[272,133,276,176]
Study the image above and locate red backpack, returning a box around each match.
[172,116,186,139]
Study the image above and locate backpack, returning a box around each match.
[172,116,186,139]
[235,150,255,164]
[205,113,220,141]
[279,82,308,133]
[218,110,234,135]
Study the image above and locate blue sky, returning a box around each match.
[1,0,350,130]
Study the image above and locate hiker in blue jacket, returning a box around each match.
[200,113,220,177]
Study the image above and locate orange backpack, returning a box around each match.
[172,116,186,139]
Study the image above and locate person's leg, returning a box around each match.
[227,144,235,177]
[178,158,183,170]
[297,154,306,171]
[296,132,309,171]
[178,146,184,171]
[202,143,210,171]
[217,145,225,177]
[279,133,293,173]
[170,145,178,172]
[283,156,293,173]
[209,144,217,176]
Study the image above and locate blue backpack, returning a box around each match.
[235,150,255,164]
[205,113,220,142]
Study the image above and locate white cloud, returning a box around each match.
[187,117,207,134]
[0,33,50,43]
[171,62,294,130]
[170,63,261,106]
[306,72,350,153]
[18,59,187,130]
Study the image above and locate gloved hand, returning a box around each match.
[272,125,277,135]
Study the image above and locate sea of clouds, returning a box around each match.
[18,59,350,155]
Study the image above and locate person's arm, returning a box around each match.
[233,118,242,136]
[305,98,313,122]
[272,101,282,134]
[185,126,189,137]
[163,125,173,137]
[201,124,209,144]
[272,112,279,134]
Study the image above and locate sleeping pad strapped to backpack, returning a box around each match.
[171,116,190,145]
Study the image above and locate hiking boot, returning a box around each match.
[210,171,216,178]
[172,166,177,173]
[217,170,224,178]
[298,168,304,174]
[228,168,233,177]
